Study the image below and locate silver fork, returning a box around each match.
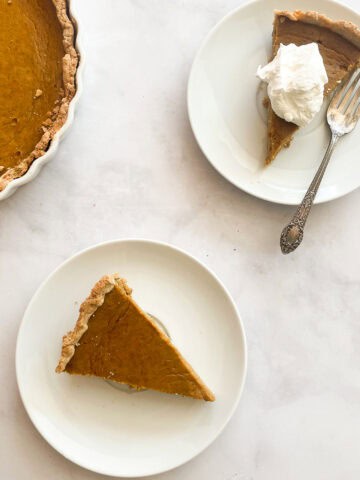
[280,69,360,254]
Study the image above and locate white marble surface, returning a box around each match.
[1,0,360,478]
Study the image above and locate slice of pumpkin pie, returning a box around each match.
[56,274,215,401]
[265,10,360,164]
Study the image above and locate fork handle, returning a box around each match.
[280,134,340,254]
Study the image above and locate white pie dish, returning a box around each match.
[0,0,84,201]
[187,0,360,205]
[16,239,247,477]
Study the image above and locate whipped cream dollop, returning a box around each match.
[257,43,328,127]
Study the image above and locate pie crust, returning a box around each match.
[265,10,360,164]
[275,10,360,50]
[56,274,122,373]
[0,0,78,191]
[56,274,215,401]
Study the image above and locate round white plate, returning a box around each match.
[16,239,247,477]
[188,0,360,205]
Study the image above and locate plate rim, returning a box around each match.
[187,0,360,205]
[15,238,248,477]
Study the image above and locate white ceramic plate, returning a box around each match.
[16,239,247,477]
[188,0,360,205]
[0,0,84,201]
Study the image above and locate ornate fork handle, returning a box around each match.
[280,134,339,254]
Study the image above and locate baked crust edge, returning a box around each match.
[0,0,79,192]
[55,274,130,373]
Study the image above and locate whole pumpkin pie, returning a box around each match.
[0,0,78,191]
[56,274,215,401]
[266,10,360,164]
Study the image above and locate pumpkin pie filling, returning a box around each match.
[56,274,215,401]
[0,0,78,190]
[266,11,360,164]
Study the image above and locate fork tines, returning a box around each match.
[331,68,360,117]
